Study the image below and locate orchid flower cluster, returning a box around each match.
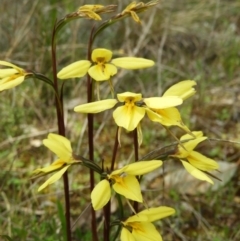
[0,1,220,241]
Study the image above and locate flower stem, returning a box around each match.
[133,128,139,212]
[51,22,71,241]
[87,26,98,241]
[103,127,120,241]
[111,127,119,171]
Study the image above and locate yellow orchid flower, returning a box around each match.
[0,61,31,91]
[122,2,144,24]
[145,80,196,131]
[57,48,154,81]
[91,160,162,210]
[77,4,116,20]
[121,1,160,24]
[77,5,105,20]
[74,92,182,131]
[171,131,219,184]
[32,133,79,191]
[121,206,175,241]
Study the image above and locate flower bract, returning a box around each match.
[0,61,31,91]
[57,48,154,81]
[91,160,162,210]
[171,131,219,184]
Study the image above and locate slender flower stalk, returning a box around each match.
[51,20,71,241]
[133,128,139,212]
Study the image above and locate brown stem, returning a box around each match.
[103,203,110,241]
[133,128,139,213]
[133,129,139,161]
[110,127,119,171]
[87,25,98,241]
[103,127,119,241]
[51,22,71,241]
[87,111,98,241]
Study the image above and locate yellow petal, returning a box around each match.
[74,99,118,113]
[48,133,72,151]
[145,108,163,121]
[112,175,143,202]
[181,160,213,184]
[79,10,102,20]
[57,60,91,79]
[132,222,162,241]
[0,76,25,91]
[91,179,111,210]
[0,68,18,78]
[181,136,207,153]
[113,160,162,176]
[144,96,183,109]
[130,11,141,24]
[78,5,105,12]
[180,131,203,141]
[0,60,23,72]
[138,207,175,222]
[163,80,196,100]
[124,214,148,223]
[113,105,145,131]
[117,92,142,102]
[91,48,112,62]
[88,64,117,81]
[120,228,135,241]
[155,108,183,126]
[123,1,137,11]
[32,159,65,174]
[38,165,70,191]
[111,57,154,69]
[188,151,219,171]
[43,134,72,162]
[146,107,190,131]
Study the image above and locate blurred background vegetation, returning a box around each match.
[0,0,240,240]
